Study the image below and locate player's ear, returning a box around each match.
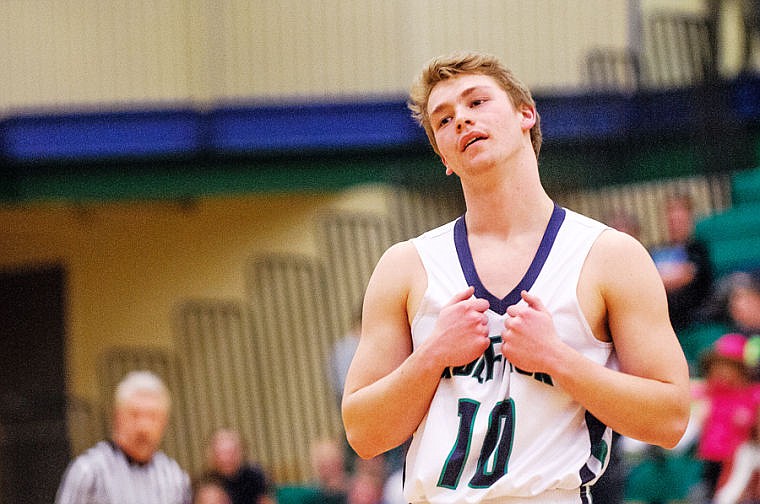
[440,155,453,176]
[519,104,537,131]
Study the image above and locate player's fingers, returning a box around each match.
[506,302,525,318]
[471,297,490,313]
[520,290,548,313]
[444,286,475,307]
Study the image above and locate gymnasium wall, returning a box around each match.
[1,0,632,110]
[0,188,386,402]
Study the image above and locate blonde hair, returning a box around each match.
[408,51,542,158]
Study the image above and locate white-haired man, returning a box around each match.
[56,370,190,504]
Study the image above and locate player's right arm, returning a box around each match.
[342,240,490,459]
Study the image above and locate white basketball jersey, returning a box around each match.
[404,204,616,504]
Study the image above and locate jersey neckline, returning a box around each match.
[454,202,566,315]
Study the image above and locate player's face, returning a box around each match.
[112,392,169,463]
[427,73,535,176]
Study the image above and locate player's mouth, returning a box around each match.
[460,132,488,152]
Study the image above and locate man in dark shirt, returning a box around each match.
[206,428,274,504]
[651,193,713,331]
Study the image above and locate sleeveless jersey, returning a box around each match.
[404,204,616,504]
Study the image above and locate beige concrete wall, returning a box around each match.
[0,186,390,406]
[0,0,632,110]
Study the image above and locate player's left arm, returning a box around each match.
[570,229,691,447]
[503,229,690,448]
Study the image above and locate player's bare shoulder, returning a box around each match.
[366,240,427,313]
[583,226,665,308]
[578,227,661,336]
[590,227,655,274]
[371,240,425,282]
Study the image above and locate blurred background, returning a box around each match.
[1,0,759,502]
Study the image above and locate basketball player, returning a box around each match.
[341,51,690,503]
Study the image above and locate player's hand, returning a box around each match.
[501,290,564,373]
[427,286,491,369]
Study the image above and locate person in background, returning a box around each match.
[55,370,191,504]
[193,475,232,504]
[714,402,760,504]
[650,193,714,332]
[205,428,274,504]
[346,457,387,504]
[309,437,349,504]
[693,334,760,500]
[330,309,362,407]
[605,209,641,240]
[726,272,760,338]
[705,271,760,336]
[694,270,760,377]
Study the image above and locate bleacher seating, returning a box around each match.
[675,165,760,372]
[695,165,760,278]
[731,165,760,206]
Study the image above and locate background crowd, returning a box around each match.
[51,187,760,504]
[605,193,760,504]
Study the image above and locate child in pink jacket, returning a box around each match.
[694,333,760,499]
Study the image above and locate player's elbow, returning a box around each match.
[344,429,385,460]
[342,404,386,460]
[663,411,691,449]
[652,399,691,449]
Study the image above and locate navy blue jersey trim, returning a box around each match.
[580,485,592,504]
[580,411,610,485]
[454,203,566,315]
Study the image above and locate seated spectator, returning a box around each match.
[692,270,760,373]
[693,334,760,500]
[205,428,274,504]
[329,308,362,407]
[714,403,760,504]
[193,475,232,504]
[347,460,385,504]
[650,193,714,332]
[606,209,641,240]
[724,271,760,336]
[702,271,760,333]
[309,438,349,504]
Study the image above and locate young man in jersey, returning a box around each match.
[341,51,691,503]
[56,371,191,504]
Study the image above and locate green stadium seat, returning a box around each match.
[731,166,760,206]
[275,485,325,504]
[695,202,760,277]
[706,236,760,278]
[677,321,731,376]
[695,204,760,242]
[624,448,703,503]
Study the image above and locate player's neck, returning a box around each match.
[464,183,553,238]
[462,156,549,230]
